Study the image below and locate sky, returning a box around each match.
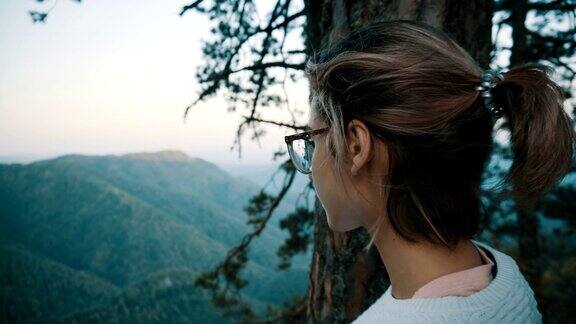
[0,2,572,167]
[0,0,308,166]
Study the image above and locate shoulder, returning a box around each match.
[351,240,542,323]
[471,240,542,322]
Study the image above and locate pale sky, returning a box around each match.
[0,0,309,165]
[1,2,572,166]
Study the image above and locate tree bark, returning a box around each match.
[303,1,493,322]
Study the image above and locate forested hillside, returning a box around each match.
[0,150,310,323]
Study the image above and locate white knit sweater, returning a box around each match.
[351,239,542,323]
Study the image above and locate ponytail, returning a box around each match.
[306,20,574,247]
[492,63,575,210]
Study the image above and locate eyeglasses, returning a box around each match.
[284,126,330,174]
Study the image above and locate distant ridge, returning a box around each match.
[0,150,202,165]
[121,150,193,162]
[0,149,310,322]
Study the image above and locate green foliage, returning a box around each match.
[541,235,576,323]
[0,152,309,323]
[0,243,119,323]
[57,269,233,324]
[192,162,310,322]
[180,0,308,159]
[277,206,315,270]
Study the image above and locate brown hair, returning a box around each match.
[305,20,575,251]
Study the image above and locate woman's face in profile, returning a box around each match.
[308,113,369,233]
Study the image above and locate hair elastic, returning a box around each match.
[475,68,506,119]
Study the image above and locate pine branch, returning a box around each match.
[194,160,301,323]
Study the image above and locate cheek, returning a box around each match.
[310,142,325,193]
[310,141,362,232]
[311,141,337,213]
[311,139,327,183]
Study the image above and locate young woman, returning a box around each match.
[284,20,574,323]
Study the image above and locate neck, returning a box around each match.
[370,218,484,299]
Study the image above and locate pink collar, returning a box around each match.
[410,242,495,299]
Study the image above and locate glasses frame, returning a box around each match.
[284,126,330,174]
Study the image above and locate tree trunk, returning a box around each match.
[303,1,493,322]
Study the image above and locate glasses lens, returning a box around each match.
[287,138,315,174]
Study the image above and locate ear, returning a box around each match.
[347,119,373,176]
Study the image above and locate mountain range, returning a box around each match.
[0,149,312,323]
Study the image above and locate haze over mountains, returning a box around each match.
[0,149,312,323]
